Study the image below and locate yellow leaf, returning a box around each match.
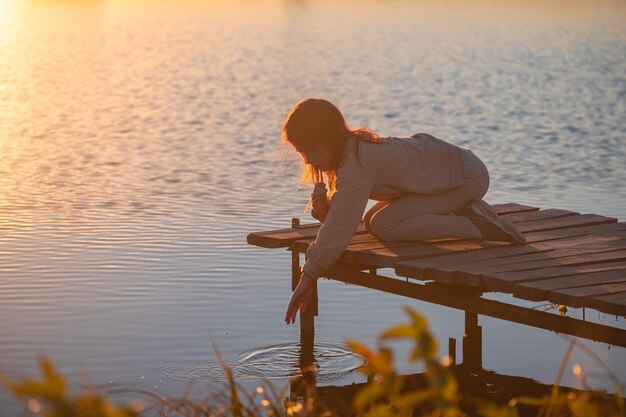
[346,339,374,359]
[363,403,395,417]
[379,324,416,340]
[39,356,67,396]
[354,383,386,410]
[515,395,549,406]
[477,403,520,417]
[440,375,459,402]
[404,306,429,334]
[396,389,432,409]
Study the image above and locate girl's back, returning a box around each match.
[339,133,467,195]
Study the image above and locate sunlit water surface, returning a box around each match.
[1,0,625,413]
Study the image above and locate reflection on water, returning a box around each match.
[159,342,365,382]
[0,0,625,414]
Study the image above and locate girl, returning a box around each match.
[282,98,526,325]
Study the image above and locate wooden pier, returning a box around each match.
[248,203,626,348]
[248,203,625,409]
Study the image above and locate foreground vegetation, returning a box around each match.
[2,306,623,417]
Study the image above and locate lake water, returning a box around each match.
[1,0,625,413]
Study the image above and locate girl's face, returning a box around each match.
[300,145,333,172]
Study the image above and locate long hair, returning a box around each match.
[280,98,385,211]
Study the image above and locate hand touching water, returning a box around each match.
[284,273,315,324]
[311,182,329,220]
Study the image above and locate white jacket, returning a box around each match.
[303,133,468,279]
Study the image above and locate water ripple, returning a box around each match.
[158,342,365,383]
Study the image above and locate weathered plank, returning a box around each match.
[346,237,454,252]
[247,222,367,249]
[289,235,465,266]
[346,240,509,268]
[291,235,505,266]
[522,222,626,243]
[502,209,578,223]
[512,268,626,301]
[464,249,626,289]
[587,292,626,316]
[481,261,626,293]
[460,239,626,272]
[395,234,626,283]
[290,237,436,261]
[426,248,626,288]
[548,282,626,307]
[486,203,540,215]
[516,214,616,233]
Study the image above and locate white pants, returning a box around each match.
[364,150,489,241]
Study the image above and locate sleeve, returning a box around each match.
[302,179,374,279]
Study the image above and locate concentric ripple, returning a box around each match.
[158,342,365,383]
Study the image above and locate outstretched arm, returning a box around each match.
[284,179,374,324]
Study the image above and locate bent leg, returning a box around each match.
[364,201,389,235]
[367,150,489,241]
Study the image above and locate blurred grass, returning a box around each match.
[2,305,623,417]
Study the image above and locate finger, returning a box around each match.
[287,309,296,325]
[294,301,304,323]
[291,306,298,324]
[285,300,296,324]
[286,302,296,324]
[285,304,293,323]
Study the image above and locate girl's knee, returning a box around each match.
[364,201,388,235]
[368,213,397,242]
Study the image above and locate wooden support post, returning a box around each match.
[463,311,482,373]
[289,218,317,405]
[448,337,457,366]
[292,318,317,408]
[300,303,315,348]
[289,333,317,411]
